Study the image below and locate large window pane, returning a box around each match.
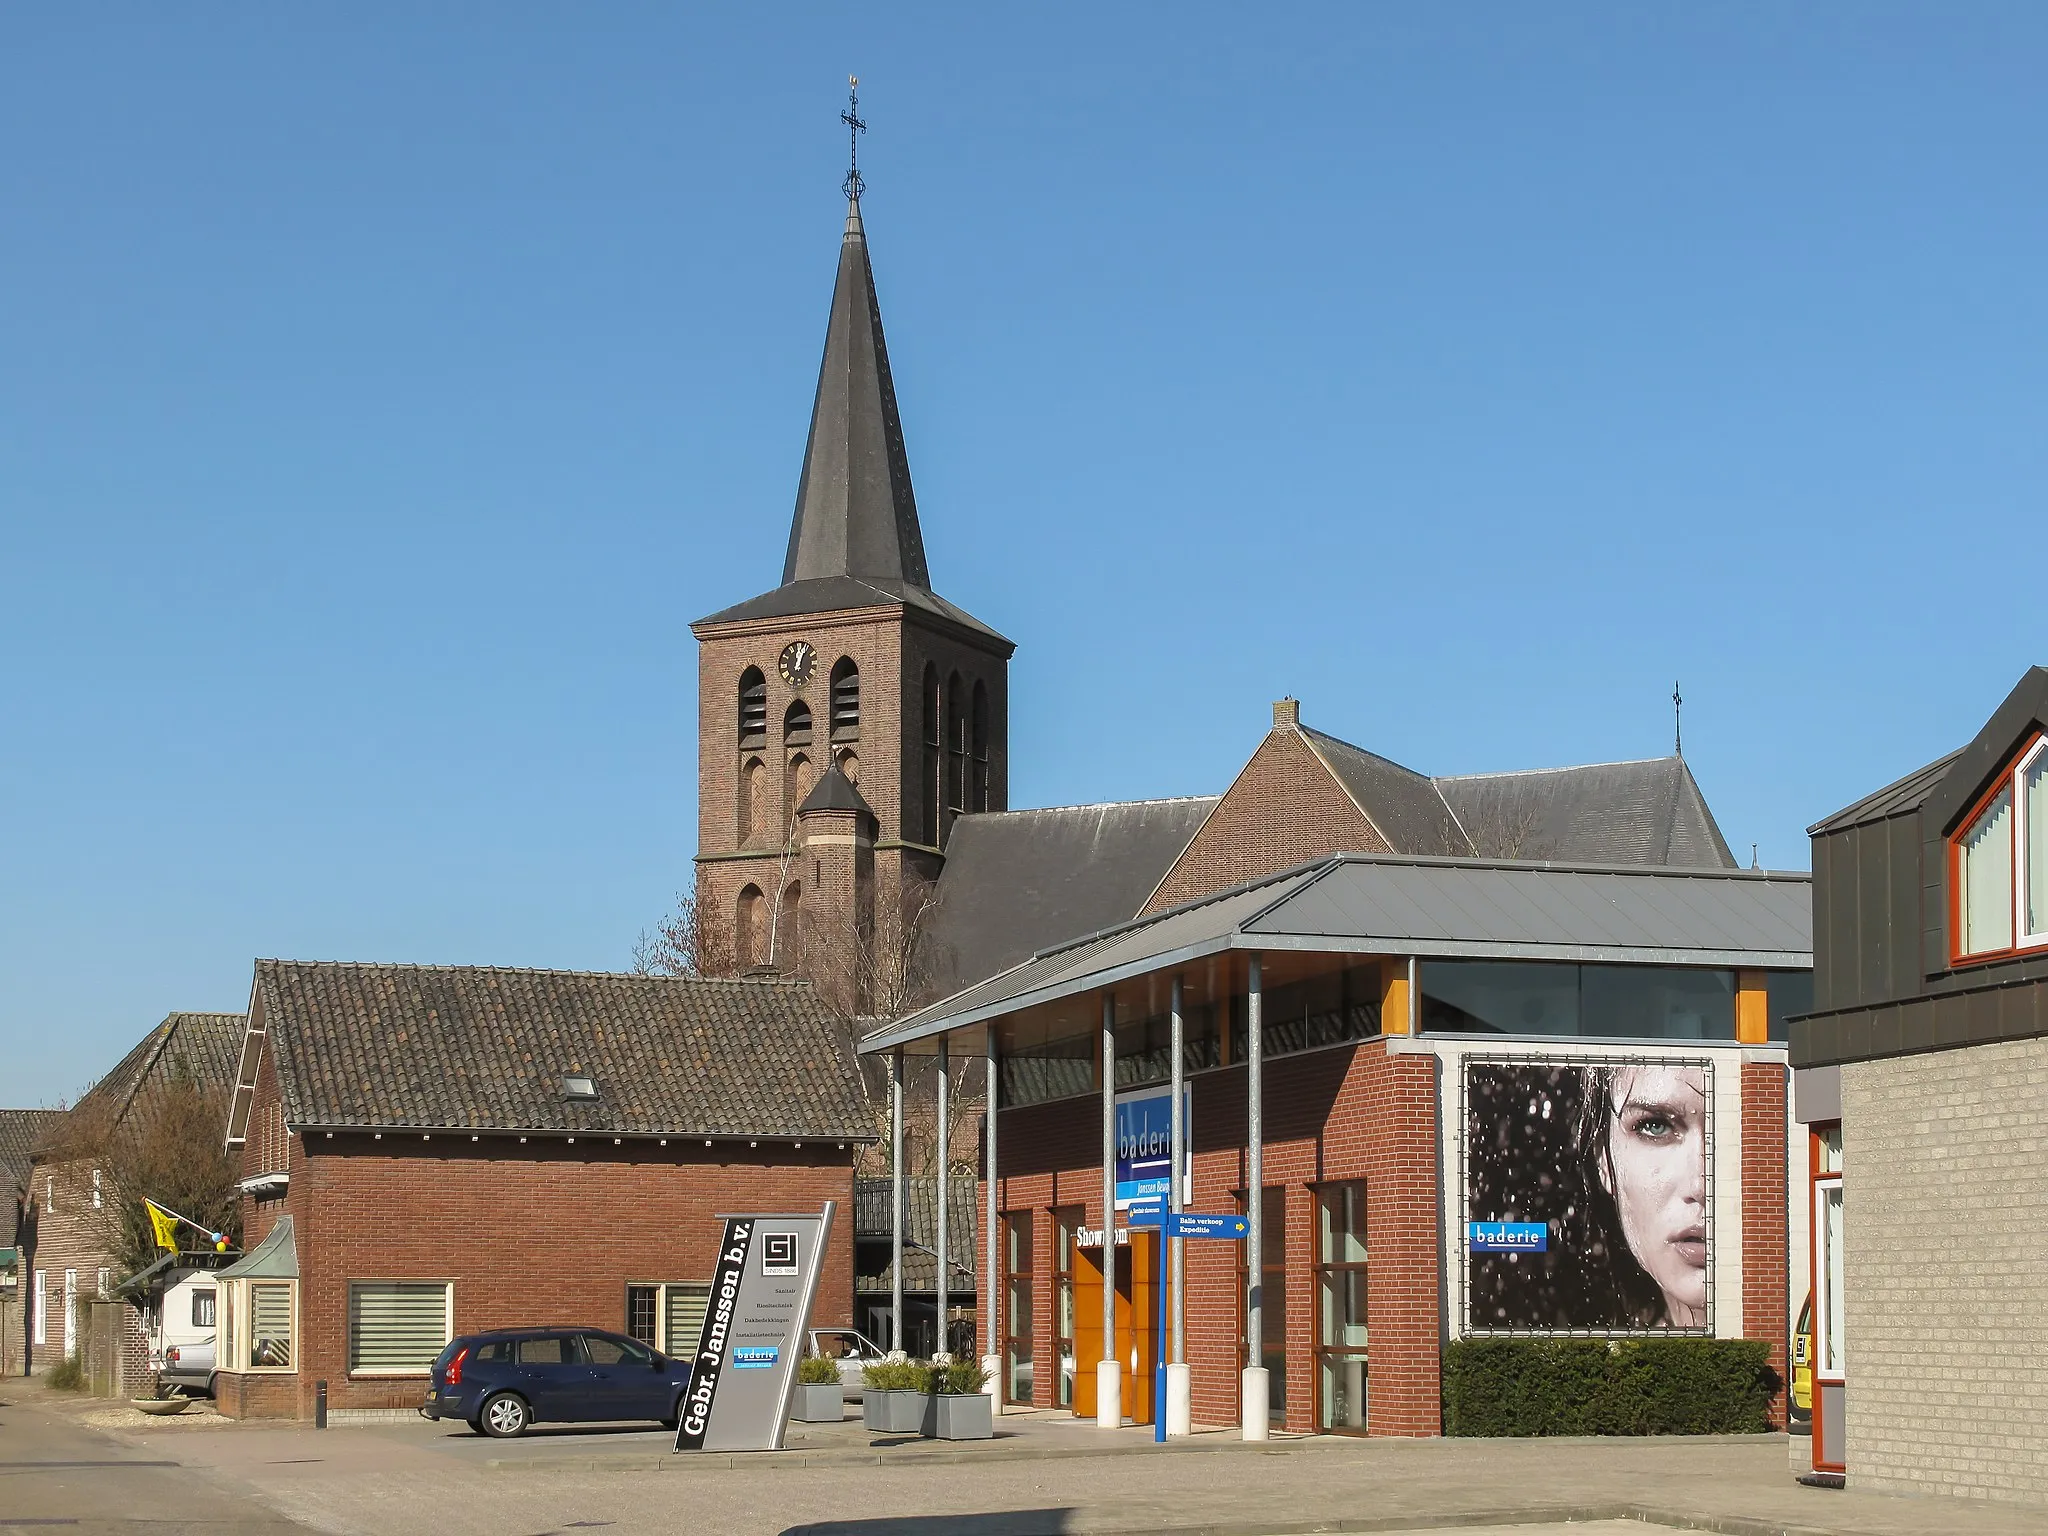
[1766,971,1814,1041]
[250,1282,292,1368]
[1003,1211,1034,1405]
[1581,966,1735,1041]
[1421,961,1579,1035]
[2026,749,2047,939]
[1319,1269,1367,1350]
[1818,1182,1845,1376]
[665,1284,709,1357]
[349,1282,449,1374]
[1319,1352,1367,1432]
[1961,785,2015,955]
[1318,1183,1367,1265]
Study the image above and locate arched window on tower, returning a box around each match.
[830,659,860,742]
[946,671,967,829]
[972,680,990,813]
[738,668,767,750]
[774,881,802,967]
[921,664,941,846]
[735,885,764,970]
[836,748,860,785]
[784,698,813,747]
[784,752,814,836]
[739,756,767,845]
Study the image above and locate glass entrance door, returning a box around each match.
[1315,1182,1368,1433]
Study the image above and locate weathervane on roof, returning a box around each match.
[1672,680,1683,758]
[842,76,866,202]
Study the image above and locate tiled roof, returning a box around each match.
[34,1013,245,1158]
[1436,757,1737,868]
[922,798,1219,994]
[853,1174,978,1265]
[254,960,872,1140]
[0,1109,63,1201]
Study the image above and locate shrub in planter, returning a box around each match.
[861,1358,931,1434]
[1443,1338,1779,1437]
[792,1354,844,1423]
[928,1358,992,1440]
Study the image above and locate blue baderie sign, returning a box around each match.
[1468,1221,1548,1253]
[731,1346,778,1369]
[1114,1086,1191,1212]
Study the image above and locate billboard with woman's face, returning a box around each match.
[1463,1058,1711,1333]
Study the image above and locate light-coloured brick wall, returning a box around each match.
[1840,1037,2048,1506]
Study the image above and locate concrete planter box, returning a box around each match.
[930,1392,993,1440]
[792,1383,843,1423]
[862,1389,929,1434]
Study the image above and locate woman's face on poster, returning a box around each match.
[1601,1064,1708,1326]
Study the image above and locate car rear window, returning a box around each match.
[473,1340,510,1363]
[517,1336,572,1364]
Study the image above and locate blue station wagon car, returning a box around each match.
[422,1328,692,1437]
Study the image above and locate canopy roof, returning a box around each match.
[217,1216,297,1281]
[861,852,1812,1055]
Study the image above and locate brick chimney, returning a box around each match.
[1273,697,1300,729]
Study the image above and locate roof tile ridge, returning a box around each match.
[1294,724,1416,852]
[257,957,812,986]
[968,794,1222,819]
[1300,724,1436,782]
[1435,755,1679,783]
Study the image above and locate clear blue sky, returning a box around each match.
[5,7,2044,1104]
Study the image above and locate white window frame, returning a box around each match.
[2015,736,2048,951]
[91,1169,102,1210]
[346,1280,453,1378]
[220,1276,299,1374]
[32,1270,46,1345]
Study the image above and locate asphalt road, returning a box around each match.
[0,1386,303,1536]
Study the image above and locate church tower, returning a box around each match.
[691,177,1013,1007]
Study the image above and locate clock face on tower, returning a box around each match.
[778,640,817,687]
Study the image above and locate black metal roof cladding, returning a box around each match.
[1806,751,1962,836]
[253,959,872,1141]
[691,200,1009,652]
[864,852,1811,1054]
[799,760,874,816]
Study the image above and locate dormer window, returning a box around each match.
[1953,734,2048,961]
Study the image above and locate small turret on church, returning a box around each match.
[691,187,1013,1010]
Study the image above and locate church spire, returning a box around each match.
[781,79,930,591]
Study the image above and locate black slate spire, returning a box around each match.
[781,195,931,590]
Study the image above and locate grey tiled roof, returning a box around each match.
[853,1174,978,1263]
[1435,757,1737,869]
[34,1013,245,1158]
[255,960,872,1140]
[1305,729,1460,854]
[697,575,1012,649]
[0,1109,63,1202]
[922,798,1219,994]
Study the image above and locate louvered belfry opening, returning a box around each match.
[785,698,813,747]
[831,658,860,741]
[738,668,768,748]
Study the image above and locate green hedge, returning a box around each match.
[1443,1338,1778,1437]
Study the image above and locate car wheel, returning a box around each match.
[480,1392,531,1438]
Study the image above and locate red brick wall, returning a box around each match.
[221,1038,858,1420]
[19,1157,115,1371]
[1144,730,1386,914]
[988,1039,1441,1437]
[1741,1060,1789,1428]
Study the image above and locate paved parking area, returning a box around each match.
[11,1381,2043,1536]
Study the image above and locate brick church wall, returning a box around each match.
[1145,729,1386,915]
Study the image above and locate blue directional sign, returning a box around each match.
[1124,1209,1248,1240]
[1468,1220,1548,1253]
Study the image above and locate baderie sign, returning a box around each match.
[1114,1085,1191,1212]
[673,1203,835,1453]
[1469,1221,1548,1252]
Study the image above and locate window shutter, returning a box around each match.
[664,1284,710,1357]
[349,1282,448,1372]
[250,1282,294,1367]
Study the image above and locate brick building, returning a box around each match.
[19,1012,241,1390]
[213,959,870,1421]
[1791,665,2048,1505]
[1,1108,62,1375]
[863,854,1810,1438]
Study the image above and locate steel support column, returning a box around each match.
[891,1046,905,1354]
[985,1023,1000,1401]
[1097,991,1120,1427]
[1242,952,1268,1439]
[936,1033,950,1358]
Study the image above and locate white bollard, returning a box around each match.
[1165,1362,1192,1437]
[1240,1365,1270,1441]
[981,1353,1001,1404]
[1095,1359,1122,1428]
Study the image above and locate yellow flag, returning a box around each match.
[145,1200,180,1253]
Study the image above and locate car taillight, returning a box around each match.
[444,1346,468,1386]
[167,1347,180,1364]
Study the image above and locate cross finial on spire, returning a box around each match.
[842,75,866,203]
[1673,680,1684,757]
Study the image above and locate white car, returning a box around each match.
[808,1327,888,1401]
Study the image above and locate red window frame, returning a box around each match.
[1948,730,2048,967]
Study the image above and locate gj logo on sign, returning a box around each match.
[761,1233,798,1276]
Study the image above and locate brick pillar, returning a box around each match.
[1741,1060,1789,1428]
[1363,1047,1443,1437]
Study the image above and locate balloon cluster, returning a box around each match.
[212,1233,228,1253]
